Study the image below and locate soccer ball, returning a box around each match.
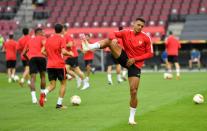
[70,95,81,106]
[193,94,204,104]
[163,73,173,79]
[13,75,20,82]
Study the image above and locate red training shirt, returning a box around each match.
[17,35,31,60]
[45,34,66,68]
[25,35,46,59]
[165,35,181,56]
[110,29,154,69]
[64,34,78,59]
[4,39,17,61]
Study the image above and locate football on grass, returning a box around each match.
[71,95,81,106]
[193,94,204,104]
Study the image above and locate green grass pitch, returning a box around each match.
[0,72,206,131]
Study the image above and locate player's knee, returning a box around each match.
[130,88,137,97]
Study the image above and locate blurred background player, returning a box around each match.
[117,26,127,81]
[165,31,181,79]
[23,28,47,104]
[63,25,90,90]
[104,47,123,85]
[0,34,4,49]
[82,33,95,82]
[39,24,73,109]
[81,17,153,125]
[189,48,201,70]
[2,34,17,83]
[161,50,168,71]
[17,28,31,86]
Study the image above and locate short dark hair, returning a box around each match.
[34,28,42,35]
[118,26,123,31]
[169,31,173,35]
[54,24,63,33]
[9,34,13,39]
[136,17,145,23]
[63,24,67,30]
[22,28,29,35]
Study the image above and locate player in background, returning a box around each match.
[17,28,31,86]
[39,24,73,109]
[189,48,201,70]
[104,47,123,85]
[82,33,95,82]
[161,50,168,71]
[23,28,47,104]
[2,34,17,83]
[165,31,181,79]
[63,25,90,90]
[117,27,127,80]
[81,18,153,125]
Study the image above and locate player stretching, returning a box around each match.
[17,28,31,86]
[81,18,153,125]
[39,24,73,109]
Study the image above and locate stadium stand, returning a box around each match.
[180,15,207,40]
[0,0,22,38]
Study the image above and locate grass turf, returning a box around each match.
[0,72,206,131]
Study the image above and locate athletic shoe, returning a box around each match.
[32,98,38,104]
[81,83,90,90]
[128,121,137,125]
[56,104,67,109]
[108,81,113,85]
[39,93,45,107]
[66,74,73,80]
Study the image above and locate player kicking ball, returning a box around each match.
[81,18,153,125]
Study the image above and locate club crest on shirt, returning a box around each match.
[138,40,143,45]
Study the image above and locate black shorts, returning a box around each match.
[105,52,119,66]
[47,68,66,81]
[85,60,93,67]
[116,50,141,78]
[22,60,29,67]
[168,55,178,63]
[6,60,16,68]
[65,57,79,68]
[29,57,46,74]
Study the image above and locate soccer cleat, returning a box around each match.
[39,93,45,107]
[128,121,137,125]
[32,98,38,104]
[27,80,31,85]
[66,74,73,80]
[108,81,113,85]
[81,83,90,90]
[118,79,123,83]
[56,104,67,109]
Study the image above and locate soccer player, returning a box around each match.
[82,34,95,81]
[165,31,181,79]
[2,34,17,83]
[23,28,47,104]
[81,17,153,125]
[39,24,73,109]
[63,25,90,90]
[104,47,123,85]
[189,48,201,70]
[17,28,31,86]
